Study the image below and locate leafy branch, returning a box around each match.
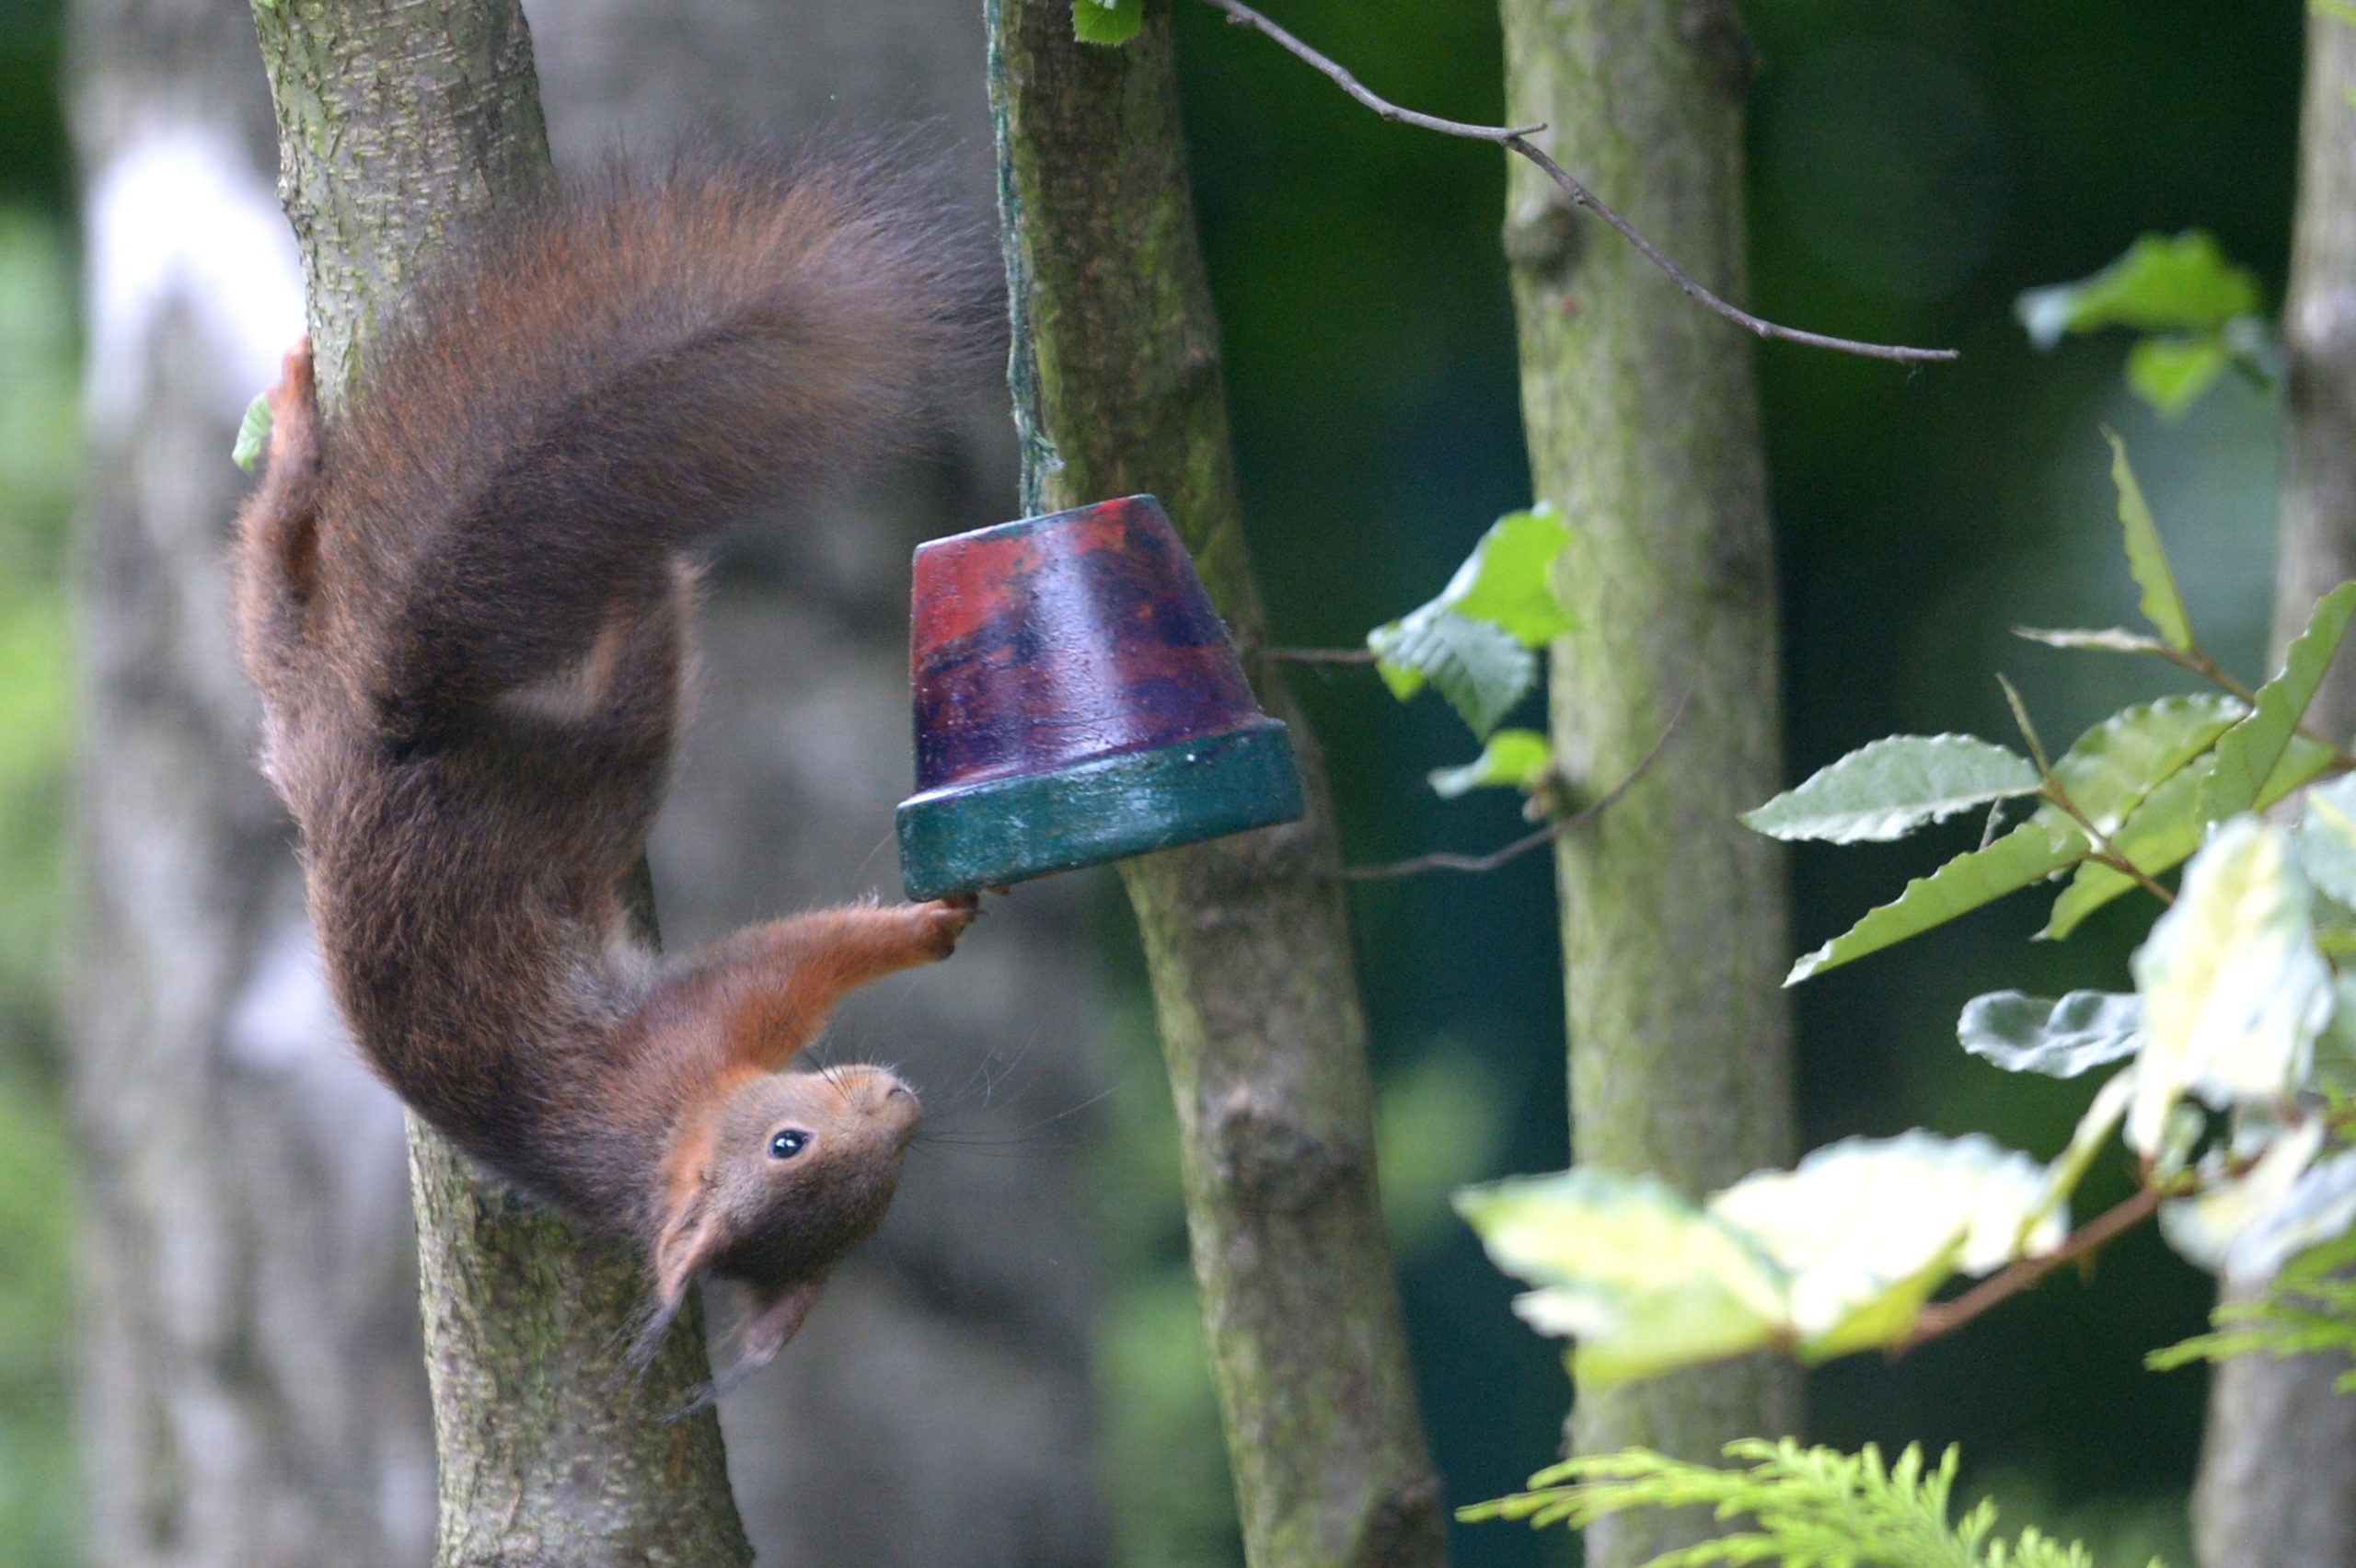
[1899,1187,2160,1355]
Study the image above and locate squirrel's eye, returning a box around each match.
[768,1129,810,1159]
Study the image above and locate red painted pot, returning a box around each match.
[895,495,1305,900]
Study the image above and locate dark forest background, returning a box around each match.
[0,1,2304,1563]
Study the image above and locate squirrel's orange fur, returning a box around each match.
[229,154,988,1370]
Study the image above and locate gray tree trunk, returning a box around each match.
[2194,10,2356,1566]
[65,0,435,1560]
[987,5,1445,1566]
[1496,2,1799,1564]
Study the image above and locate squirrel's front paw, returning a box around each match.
[913,895,978,959]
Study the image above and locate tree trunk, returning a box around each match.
[66,0,435,1558]
[246,3,752,1562]
[1496,2,1798,1562]
[2194,11,2356,1566]
[986,5,1446,1566]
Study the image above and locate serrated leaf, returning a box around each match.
[2015,231,2264,350]
[1739,734,2039,845]
[2043,738,2336,940]
[1709,1132,2063,1350]
[2129,331,2234,419]
[2043,693,2246,835]
[2129,819,2333,1152]
[1444,503,1576,645]
[2104,430,2194,651]
[1455,1170,1783,1389]
[232,391,272,472]
[2199,581,2356,823]
[1428,728,1552,799]
[1785,818,2086,986]
[1958,990,2143,1077]
[1366,506,1574,738]
[2014,626,2175,655]
[2298,773,2356,907]
[2162,1120,2327,1274]
[1070,0,1142,44]
[1369,609,1534,739]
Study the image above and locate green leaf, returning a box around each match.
[1957,991,2143,1078]
[2039,1069,2138,1239]
[2104,430,2194,651]
[232,391,273,472]
[1708,1132,2063,1352]
[1445,503,1576,645]
[2198,581,2356,823]
[1070,0,1142,44]
[1454,1170,1784,1389]
[2014,625,2175,656]
[2128,332,2233,419]
[1366,505,1575,737]
[2129,818,2332,1152]
[2297,773,2356,907]
[1740,734,2039,846]
[2043,693,2246,835]
[2015,231,2264,349]
[2043,738,2336,940]
[2205,1138,2356,1280]
[1428,728,1552,799]
[2160,1120,2326,1273]
[1369,609,1534,739]
[1786,819,2086,986]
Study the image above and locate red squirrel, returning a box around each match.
[229,155,987,1370]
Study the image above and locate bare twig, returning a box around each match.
[1895,1185,2161,1354]
[1341,693,1691,881]
[1193,0,1959,368]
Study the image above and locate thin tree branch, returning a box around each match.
[1341,693,1691,881]
[1192,0,1959,368]
[1895,1185,2161,1354]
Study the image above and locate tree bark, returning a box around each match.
[66,0,435,1558]
[246,3,752,1563]
[1496,2,1798,1562]
[2195,11,2356,1566]
[986,5,1446,1566]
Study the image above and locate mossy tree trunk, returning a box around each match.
[987,5,1445,1566]
[246,3,752,1562]
[1496,2,1798,1563]
[2193,11,2356,1566]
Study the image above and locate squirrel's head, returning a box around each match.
[649,1063,921,1367]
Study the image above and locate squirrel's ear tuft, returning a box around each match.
[737,1276,826,1368]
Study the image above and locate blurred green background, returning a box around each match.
[0,1,2308,1565]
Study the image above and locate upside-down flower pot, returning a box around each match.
[896,494,1305,900]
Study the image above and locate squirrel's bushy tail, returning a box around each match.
[316,149,993,749]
